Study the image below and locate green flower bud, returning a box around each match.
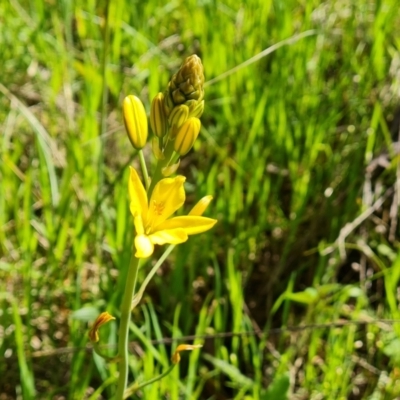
[174,117,201,156]
[168,104,189,136]
[165,55,205,108]
[123,95,148,150]
[188,100,204,119]
[150,93,168,138]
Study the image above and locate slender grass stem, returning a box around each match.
[123,364,176,398]
[96,0,110,256]
[115,254,141,399]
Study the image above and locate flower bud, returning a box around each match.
[168,104,189,132]
[150,93,168,138]
[123,95,148,150]
[189,100,204,119]
[174,117,201,156]
[165,55,205,108]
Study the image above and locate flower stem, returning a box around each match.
[147,140,176,197]
[123,364,177,398]
[115,253,141,400]
[131,245,175,310]
[138,150,149,190]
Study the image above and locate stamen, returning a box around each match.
[152,200,165,216]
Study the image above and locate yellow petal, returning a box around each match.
[133,214,145,235]
[134,234,154,258]
[189,195,213,216]
[149,228,188,245]
[171,344,202,364]
[129,167,148,217]
[148,176,186,227]
[155,216,217,235]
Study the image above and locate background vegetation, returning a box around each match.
[1,0,400,398]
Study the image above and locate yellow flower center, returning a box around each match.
[152,200,165,216]
[144,200,167,235]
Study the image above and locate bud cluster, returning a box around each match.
[122,55,205,158]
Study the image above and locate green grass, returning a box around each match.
[1,0,400,398]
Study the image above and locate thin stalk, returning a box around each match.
[147,140,175,197]
[123,364,177,398]
[92,342,119,363]
[131,245,175,309]
[138,150,149,190]
[95,0,111,256]
[115,254,141,399]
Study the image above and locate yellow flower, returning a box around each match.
[129,167,217,258]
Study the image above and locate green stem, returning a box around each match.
[123,364,177,398]
[96,0,110,251]
[138,150,149,190]
[147,160,162,198]
[131,245,175,310]
[115,254,141,400]
[92,342,119,363]
[147,139,175,197]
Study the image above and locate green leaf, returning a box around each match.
[285,287,318,304]
[203,353,253,388]
[261,373,290,400]
[71,306,100,322]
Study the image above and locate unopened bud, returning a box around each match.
[150,93,168,138]
[165,54,205,120]
[189,100,204,119]
[168,104,189,133]
[123,95,148,150]
[167,55,205,108]
[174,117,201,156]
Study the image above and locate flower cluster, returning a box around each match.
[124,55,204,159]
[122,55,216,258]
